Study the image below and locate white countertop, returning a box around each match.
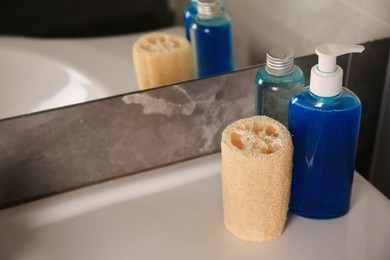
[0,153,389,259]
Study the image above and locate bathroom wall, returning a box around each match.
[370,53,390,198]
[347,38,390,180]
[226,0,390,67]
[169,0,390,68]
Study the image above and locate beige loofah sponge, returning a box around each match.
[221,115,293,243]
[133,32,194,90]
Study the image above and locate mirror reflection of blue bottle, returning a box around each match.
[190,0,234,78]
[184,0,224,42]
[255,47,305,127]
[184,0,198,41]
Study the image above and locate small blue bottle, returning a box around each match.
[288,44,365,219]
[184,0,198,41]
[255,47,305,126]
[190,0,234,78]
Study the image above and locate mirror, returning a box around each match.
[0,0,388,119]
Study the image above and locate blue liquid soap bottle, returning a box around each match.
[288,44,365,219]
[190,0,234,78]
[184,0,198,41]
[255,47,305,126]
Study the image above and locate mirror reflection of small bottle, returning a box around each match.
[255,47,305,126]
[184,0,198,41]
[190,0,234,78]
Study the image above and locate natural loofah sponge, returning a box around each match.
[221,115,293,243]
[133,32,194,90]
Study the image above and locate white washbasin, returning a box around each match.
[0,26,185,120]
[0,153,389,259]
[0,47,109,118]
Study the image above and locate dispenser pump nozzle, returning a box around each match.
[316,44,365,73]
[310,44,365,97]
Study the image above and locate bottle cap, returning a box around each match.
[265,47,294,76]
[310,44,364,97]
[197,0,222,19]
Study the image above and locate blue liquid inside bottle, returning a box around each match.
[184,0,197,41]
[190,14,234,78]
[255,66,305,126]
[288,87,361,219]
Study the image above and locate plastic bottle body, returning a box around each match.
[288,87,361,219]
[184,0,198,41]
[190,13,234,78]
[255,66,305,126]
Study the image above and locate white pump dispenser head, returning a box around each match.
[310,44,364,97]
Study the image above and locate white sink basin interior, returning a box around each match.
[0,47,109,119]
[0,153,389,260]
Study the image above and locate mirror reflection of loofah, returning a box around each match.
[221,115,293,243]
[133,32,194,90]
